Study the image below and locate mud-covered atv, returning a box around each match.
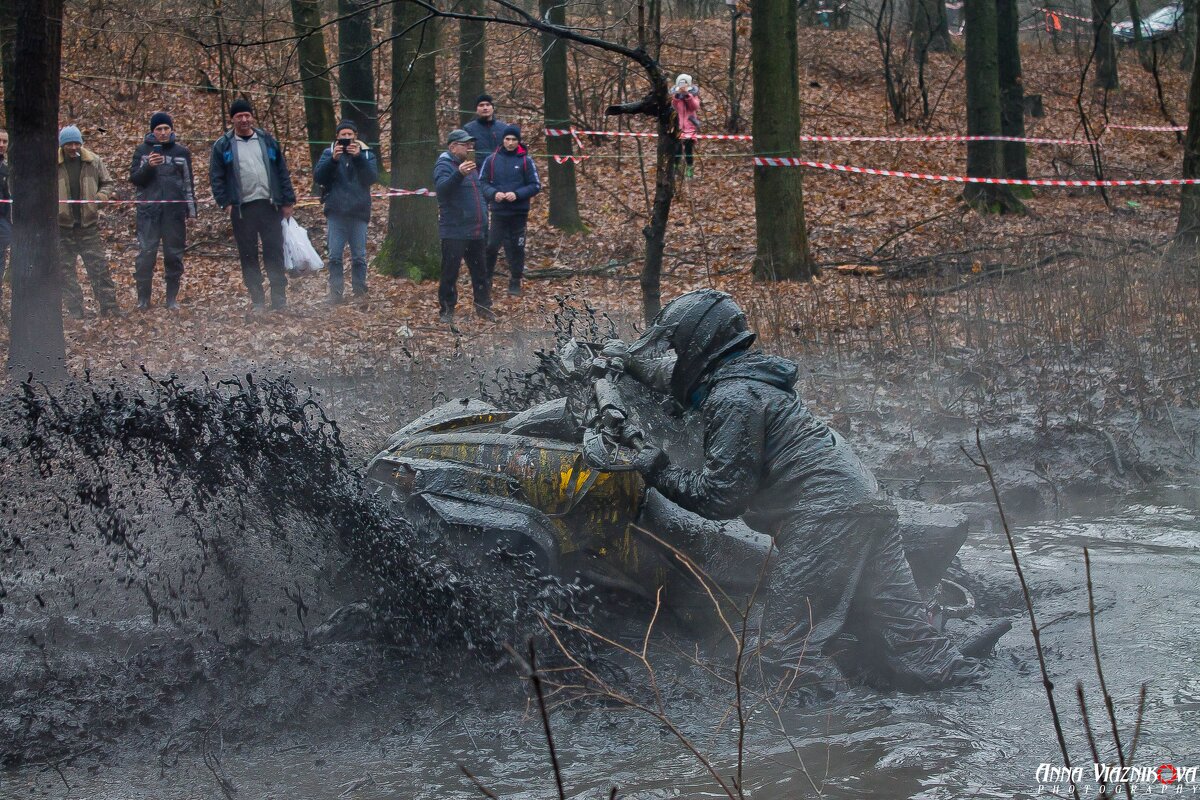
[365,341,975,637]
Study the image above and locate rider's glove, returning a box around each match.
[633,444,670,479]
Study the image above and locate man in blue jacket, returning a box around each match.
[480,125,540,296]
[209,97,297,312]
[463,94,506,167]
[433,129,492,323]
[314,120,378,304]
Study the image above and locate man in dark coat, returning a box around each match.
[614,289,986,694]
[479,125,540,296]
[130,111,196,310]
[0,128,10,321]
[209,97,297,311]
[433,129,492,323]
[313,119,379,303]
[463,94,506,166]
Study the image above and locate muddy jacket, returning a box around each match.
[313,140,378,222]
[0,155,9,222]
[130,134,197,218]
[434,151,487,240]
[57,147,115,228]
[463,117,507,164]
[209,128,296,209]
[649,351,879,536]
[479,145,541,217]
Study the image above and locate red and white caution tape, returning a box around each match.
[547,127,1089,145]
[754,157,1200,186]
[1,189,435,207]
[380,188,433,197]
[1036,7,1091,22]
[552,155,590,164]
[1107,123,1186,132]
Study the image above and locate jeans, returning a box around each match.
[485,214,527,286]
[231,200,286,307]
[326,214,369,297]
[0,217,10,286]
[439,238,490,315]
[135,209,186,299]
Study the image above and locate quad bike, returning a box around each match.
[365,341,977,640]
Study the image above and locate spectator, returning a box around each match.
[0,128,9,321]
[479,124,540,297]
[433,129,493,323]
[313,119,379,304]
[671,74,701,179]
[209,97,297,312]
[57,125,120,318]
[463,94,506,166]
[130,111,196,311]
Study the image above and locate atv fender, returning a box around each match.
[384,398,506,449]
[414,491,561,574]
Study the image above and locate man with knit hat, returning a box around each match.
[463,94,506,166]
[313,119,378,304]
[57,125,120,318]
[479,125,540,296]
[209,97,297,311]
[130,111,196,311]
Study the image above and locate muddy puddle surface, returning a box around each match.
[4,486,1197,799]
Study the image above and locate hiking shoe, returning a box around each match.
[165,299,182,311]
[439,310,454,325]
[326,292,345,306]
[137,299,151,311]
[685,166,694,179]
[507,282,522,297]
[474,305,498,322]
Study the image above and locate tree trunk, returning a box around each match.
[0,0,15,127]
[337,0,380,151]
[1182,0,1196,72]
[1126,0,1153,70]
[1091,0,1119,89]
[459,0,486,126]
[912,0,952,54]
[726,8,744,133]
[540,0,586,232]
[963,0,1023,213]
[750,0,815,280]
[289,0,337,169]
[6,0,67,379]
[379,1,440,279]
[996,0,1028,180]
[639,105,676,321]
[1173,6,1200,256]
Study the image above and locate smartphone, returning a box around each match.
[337,138,353,149]
[152,144,163,154]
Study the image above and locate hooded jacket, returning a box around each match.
[648,350,879,536]
[0,154,9,223]
[57,147,115,228]
[313,139,379,222]
[463,116,507,164]
[433,150,487,240]
[671,87,701,139]
[130,134,197,218]
[209,127,296,209]
[479,130,541,217]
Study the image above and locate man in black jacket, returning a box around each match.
[613,290,987,695]
[0,128,10,321]
[313,120,379,304]
[479,125,540,296]
[130,112,196,310]
[209,97,297,311]
[463,94,506,166]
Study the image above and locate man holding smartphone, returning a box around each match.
[130,111,196,310]
[313,120,378,304]
[433,129,492,323]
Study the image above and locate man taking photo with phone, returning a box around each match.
[130,111,196,311]
[313,120,378,305]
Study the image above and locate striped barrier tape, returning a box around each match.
[1035,7,1092,22]
[546,127,1092,145]
[0,189,435,205]
[552,155,590,164]
[753,157,1200,186]
[1107,123,1186,132]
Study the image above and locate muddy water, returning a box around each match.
[5,487,1197,799]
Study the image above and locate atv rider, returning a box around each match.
[605,289,984,692]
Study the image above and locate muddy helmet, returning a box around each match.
[644,289,756,406]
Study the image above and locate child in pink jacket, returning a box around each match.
[671,73,701,179]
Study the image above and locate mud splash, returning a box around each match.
[0,370,589,767]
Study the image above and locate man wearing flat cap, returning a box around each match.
[433,129,493,323]
[209,96,297,312]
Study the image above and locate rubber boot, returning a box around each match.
[165,279,181,311]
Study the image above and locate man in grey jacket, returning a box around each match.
[130,111,195,310]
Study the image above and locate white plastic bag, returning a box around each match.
[282,217,324,274]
